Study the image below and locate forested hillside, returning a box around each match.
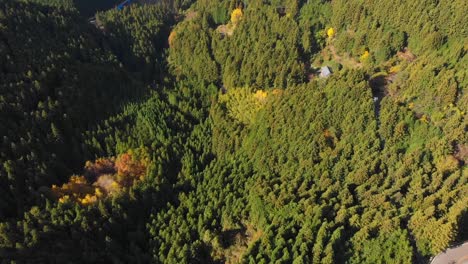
[0,0,466,263]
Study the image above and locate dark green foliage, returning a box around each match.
[96,4,174,81]
[20,0,75,9]
[330,0,467,62]
[0,0,466,263]
[0,0,140,219]
[212,5,307,88]
[169,16,220,84]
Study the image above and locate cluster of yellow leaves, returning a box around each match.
[52,149,149,206]
[219,88,284,125]
[360,50,370,62]
[219,88,258,125]
[444,103,465,116]
[219,88,268,125]
[419,114,429,123]
[58,195,70,204]
[253,90,267,101]
[80,194,98,205]
[389,65,401,74]
[230,8,243,25]
[327,27,335,39]
[52,175,96,205]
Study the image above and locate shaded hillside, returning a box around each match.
[0,0,142,218]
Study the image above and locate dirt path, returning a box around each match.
[431,242,468,264]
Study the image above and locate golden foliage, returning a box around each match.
[219,88,285,125]
[327,27,335,39]
[95,187,103,198]
[51,149,149,206]
[230,8,243,25]
[51,175,96,204]
[58,195,70,204]
[70,175,87,184]
[219,88,269,125]
[360,50,370,62]
[253,90,267,101]
[168,30,176,48]
[79,194,97,205]
[389,65,401,74]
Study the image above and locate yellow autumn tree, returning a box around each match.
[253,90,267,102]
[219,88,269,125]
[360,50,370,63]
[327,27,335,39]
[389,65,401,74]
[231,8,243,25]
[79,194,98,205]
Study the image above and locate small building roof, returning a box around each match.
[320,66,332,78]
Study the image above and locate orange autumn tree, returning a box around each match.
[115,149,150,187]
[168,30,176,48]
[51,148,149,205]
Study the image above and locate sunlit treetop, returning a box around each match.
[231,8,243,25]
[360,50,370,62]
[327,27,335,39]
[52,149,149,205]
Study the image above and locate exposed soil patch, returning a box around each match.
[216,24,234,36]
[185,10,198,21]
[216,224,262,264]
[454,144,468,165]
[397,47,416,62]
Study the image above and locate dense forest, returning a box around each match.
[0,0,466,263]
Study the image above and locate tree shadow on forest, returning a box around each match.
[456,210,468,243]
[73,0,121,17]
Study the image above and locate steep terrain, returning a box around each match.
[0,0,466,263]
